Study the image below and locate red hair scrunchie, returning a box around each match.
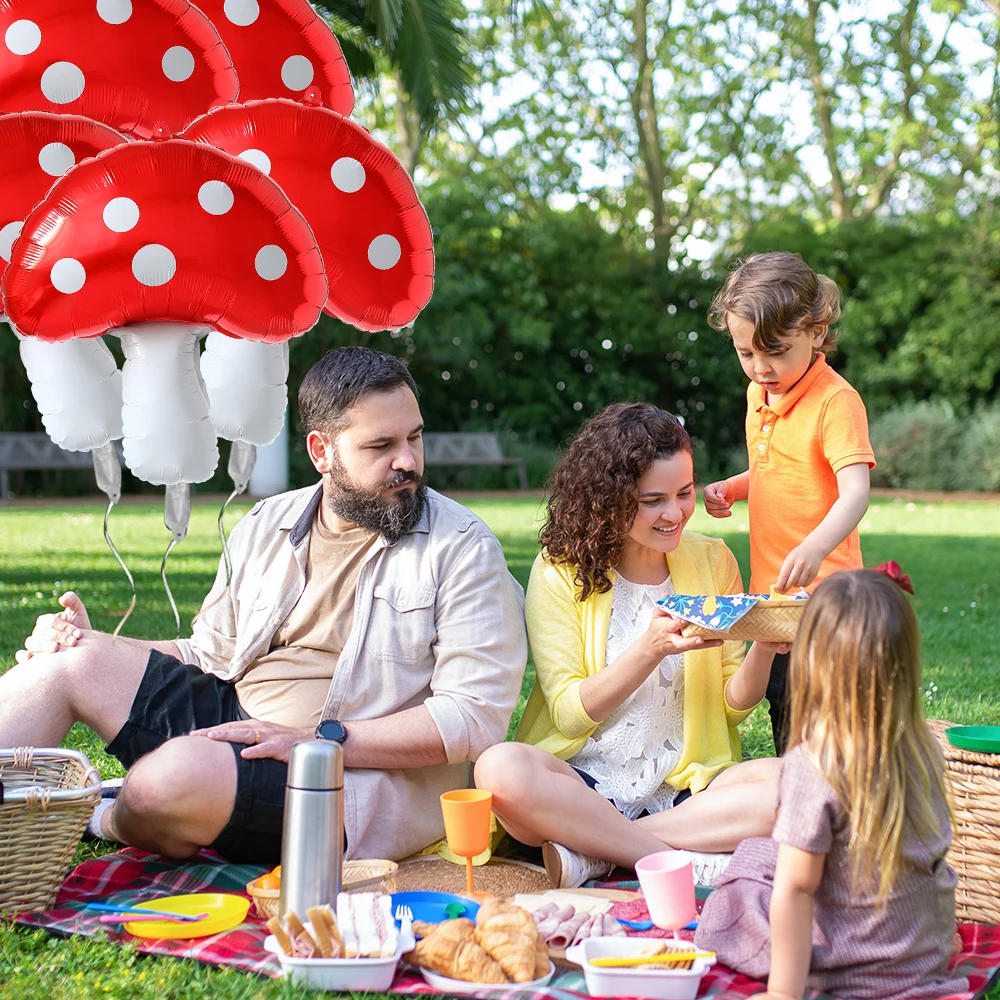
[872,560,915,595]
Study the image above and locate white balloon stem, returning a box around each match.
[164,482,191,544]
[118,322,218,485]
[16,331,123,452]
[201,332,289,446]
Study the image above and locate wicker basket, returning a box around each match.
[343,858,398,894]
[928,719,1000,925]
[680,597,806,644]
[246,878,280,920]
[0,747,101,913]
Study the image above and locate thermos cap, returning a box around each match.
[287,739,344,790]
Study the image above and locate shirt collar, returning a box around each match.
[283,482,433,546]
[751,353,828,415]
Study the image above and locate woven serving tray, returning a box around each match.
[680,597,806,643]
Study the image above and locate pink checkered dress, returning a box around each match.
[695,743,968,999]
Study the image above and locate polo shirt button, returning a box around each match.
[758,444,765,452]
[763,425,770,432]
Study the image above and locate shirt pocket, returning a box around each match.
[369,584,437,663]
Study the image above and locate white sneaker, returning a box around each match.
[84,777,123,840]
[687,851,732,887]
[542,841,613,888]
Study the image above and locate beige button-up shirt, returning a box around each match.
[174,484,527,860]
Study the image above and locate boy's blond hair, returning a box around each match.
[708,251,840,354]
[787,571,951,905]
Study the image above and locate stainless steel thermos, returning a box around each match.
[278,739,344,918]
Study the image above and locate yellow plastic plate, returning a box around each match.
[123,893,250,940]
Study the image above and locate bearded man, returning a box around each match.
[0,347,527,862]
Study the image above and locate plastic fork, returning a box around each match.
[84,902,205,922]
[394,903,414,941]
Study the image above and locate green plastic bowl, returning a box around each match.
[946,726,1000,754]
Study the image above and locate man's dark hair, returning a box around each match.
[298,347,418,435]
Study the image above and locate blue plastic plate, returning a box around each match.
[389,891,480,925]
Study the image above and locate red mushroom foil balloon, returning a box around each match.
[183,101,434,332]
[195,0,353,115]
[183,100,432,515]
[3,139,327,627]
[0,0,238,139]
[0,111,128,501]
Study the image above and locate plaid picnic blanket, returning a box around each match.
[12,850,1000,999]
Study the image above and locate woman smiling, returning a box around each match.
[475,403,784,888]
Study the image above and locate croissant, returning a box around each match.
[406,919,508,984]
[475,905,540,983]
[533,934,550,979]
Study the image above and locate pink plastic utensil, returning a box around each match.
[635,850,696,939]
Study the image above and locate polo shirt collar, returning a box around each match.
[283,481,433,546]
[750,353,828,416]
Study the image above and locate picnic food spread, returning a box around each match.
[267,893,397,959]
[406,896,550,984]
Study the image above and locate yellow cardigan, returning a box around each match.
[515,532,755,794]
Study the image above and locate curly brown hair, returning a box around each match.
[540,402,691,601]
[708,251,840,354]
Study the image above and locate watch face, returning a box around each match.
[316,719,347,743]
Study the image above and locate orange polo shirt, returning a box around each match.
[746,354,875,593]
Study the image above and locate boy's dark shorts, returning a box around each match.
[106,650,288,864]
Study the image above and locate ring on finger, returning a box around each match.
[253,729,261,745]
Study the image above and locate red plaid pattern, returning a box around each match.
[12,851,1000,999]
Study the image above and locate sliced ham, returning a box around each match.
[534,904,575,941]
[547,910,591,950]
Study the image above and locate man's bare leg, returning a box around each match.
[0,630,154,747]
[107,736,238,858]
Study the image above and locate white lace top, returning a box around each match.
[569,574,685,819]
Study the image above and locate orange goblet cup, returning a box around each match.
[441,789,492,898]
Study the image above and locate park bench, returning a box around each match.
[0,432,95,502]
[422,432,528,490]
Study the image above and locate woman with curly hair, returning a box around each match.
[475,403,784,888]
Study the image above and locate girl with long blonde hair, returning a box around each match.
[696,570,966,1000]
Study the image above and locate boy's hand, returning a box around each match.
[703,480,734,518]
[775,542,825,592]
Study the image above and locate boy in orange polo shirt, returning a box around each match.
[702,252,874,754]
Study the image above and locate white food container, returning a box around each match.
[264,926,414,992]
[565,936,714,1000]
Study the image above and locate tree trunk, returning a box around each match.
[629,0,670,254]
[393,70,425,176]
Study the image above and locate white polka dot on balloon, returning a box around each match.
[255,245,287,281]
[281,55,314,92]
[223,0,259,25]
[51,258,86,294]
[198,180,234,216]
[0,221,23,262]
[103,197,139,233]
[40,62,86,104]
[38,143,75,177]
[162,46,194,82]
[132,244,176,286]
[368,234,401,270]
[96,0,132,24]
[5,20,41,55]
[331,158,365,193]
[238,148,271,175]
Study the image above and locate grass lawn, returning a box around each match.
[1,493,998,998]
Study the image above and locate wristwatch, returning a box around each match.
[315,719,348,744]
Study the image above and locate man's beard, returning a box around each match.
[325,457,427,543]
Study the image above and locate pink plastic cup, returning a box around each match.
[635,849,696,935]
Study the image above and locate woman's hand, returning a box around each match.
[13,591,91,664]
[643,608,725,657]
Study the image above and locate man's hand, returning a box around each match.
[14,591,91,664]
[190,720,314,763]
[774,541,826,593]
[703,480,735,518]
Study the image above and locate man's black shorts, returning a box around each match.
[106,650,287,863]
